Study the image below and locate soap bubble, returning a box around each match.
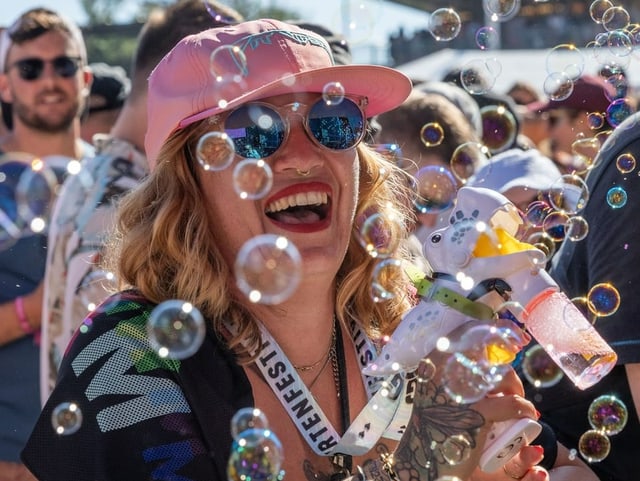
[51,401,83,436]
[429,8,462,41]
[522,344,564,388]
[587,283,620,317]
[147,300,206,359]
[235,234,302,304]
[231,407,270,439]
[588,395,628,435]
[195,132,236,172]
[578,429,611,463]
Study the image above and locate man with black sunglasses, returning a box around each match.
[39,0,243,422]
[0,7,93,481]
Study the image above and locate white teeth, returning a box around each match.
[266,191,328,213]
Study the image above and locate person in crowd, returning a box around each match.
[374,87,482,270]
[80,62,131,144]
[467,147,561,213]
[535,111,640,481]
[22,19,554,481]
[0,7,93,480]
[527,74,617,175]
[507,80,542,107]
[39,0,243,403]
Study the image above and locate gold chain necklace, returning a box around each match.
[292,321,336,372]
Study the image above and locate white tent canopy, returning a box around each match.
[397,47,640,96]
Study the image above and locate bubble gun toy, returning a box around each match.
[363,186,617,472]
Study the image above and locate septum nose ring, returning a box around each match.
[296,168,312,177]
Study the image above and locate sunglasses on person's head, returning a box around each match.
[224,96,367,159]
[8,56,82,81]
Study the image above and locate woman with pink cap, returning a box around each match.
[21,19,578,481]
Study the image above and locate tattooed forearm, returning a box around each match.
[392,373,485,481]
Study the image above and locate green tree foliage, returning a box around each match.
[79,0,301,73]
[80,0,127,25]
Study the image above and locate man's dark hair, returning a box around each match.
[129,0,243,98]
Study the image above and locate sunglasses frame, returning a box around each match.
[8,55,82,82]
[223,95,369,160]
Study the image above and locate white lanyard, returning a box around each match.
[227,318,412,456]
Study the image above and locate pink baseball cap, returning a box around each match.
[145,18,412,168]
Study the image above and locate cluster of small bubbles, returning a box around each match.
[543,72,574,101]
[548,174,589,214]
[590,0,614,24]
[322,81,345,105]
[602,6,631,31]
[545,44,585,81]
[475,26,499,50]
[147,300,206,359]
[428,8,462,42]
[356,211,402,258]
[51,401,83,435]
[195,132,236,171]
[606,186,627,208]
[588,395,628,436]
[228,408,284,481]
[442,434,472,465]
[483,0,521,22]
[606,97,634,127]
[370,257,404,302]
[450,142,490,184]
[525,201,553,228]
[524,231,556,263]
[233,158,273,200]
[565,216,589,242]
[77,270,118,312]
[587,112,606,130]
[615,152,636,173]
[460,59,498,95]
[235,234,302,305]
[521,344,564,388]
[480,104,517,154]
[578,429,611,463]
[413,165,458,214]
[420,122,445,147]
[587,283,620,317]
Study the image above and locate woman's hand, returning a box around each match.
[392,353,541,481]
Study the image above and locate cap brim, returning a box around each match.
[179,64,411,129]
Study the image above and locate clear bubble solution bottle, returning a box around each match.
[507,266,617,390]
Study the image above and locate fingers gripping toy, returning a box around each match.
[363,186,617,472]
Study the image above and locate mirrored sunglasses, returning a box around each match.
[9,56,82,81]
[224,97,367,160]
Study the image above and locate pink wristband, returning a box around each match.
[15,296,34,335]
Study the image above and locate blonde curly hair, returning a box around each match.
[106,118,416,362]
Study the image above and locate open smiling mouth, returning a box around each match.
[265,191,331,224]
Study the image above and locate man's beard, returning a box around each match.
[12,96,78,134]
